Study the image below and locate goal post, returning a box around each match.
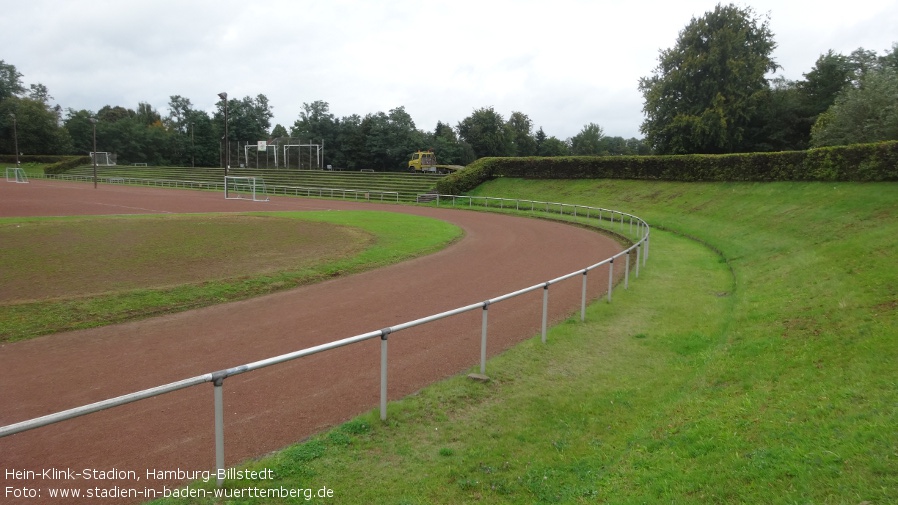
[224,176,269,202]
[89,152,117,166]
[5,167,28,183]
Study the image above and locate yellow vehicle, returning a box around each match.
[408,150,463,174]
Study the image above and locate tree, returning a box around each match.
[749,77,808,151]
[539,136,570,156]
[0,60,24,102]
[570,123,605,155]
[506,111,537,156]
[810,68,898,147]
[535,127,547,154]
[215,94,273,141]
[291,100,339,167]
[639,3,778,154]
[360,106,423,171]
[28,83,53,104]
[456,107,511,158]
[337,113,365,170]
[425,121,475,166]
[270,124,288,138]
[800,51,854,117]
[0,97,72,155]
[165,95,194,133]
[880,43,898,71]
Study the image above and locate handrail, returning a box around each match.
[41,173,402,202]
[0,191,650,487]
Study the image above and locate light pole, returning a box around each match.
[190,122,195,168]
[218,92,228,177]
[9,113,18,169]
[90,118,98,189]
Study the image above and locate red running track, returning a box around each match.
[0,179,624,503]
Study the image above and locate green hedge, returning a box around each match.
[0,155,90,175]
[44,157,92,175]
[436,141,898,194]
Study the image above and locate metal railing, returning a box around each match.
[268,184,400,202]
[0,192,650,487]
[41,173,402,202]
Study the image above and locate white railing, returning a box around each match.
[42,173,402,202]
[0,192,649,487]
[268,185,400,202]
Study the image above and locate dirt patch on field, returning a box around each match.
[0,214,372,303]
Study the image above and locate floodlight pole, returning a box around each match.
[190,122,195,168]
[9,113,18,168]
[218,92,229,177]
[90,118,98,189]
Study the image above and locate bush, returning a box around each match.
[434,141,898,194]
[41,156,91,175]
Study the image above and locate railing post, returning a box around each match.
[380,329,390,421]
[625,250,630,290]
[480,303,489,375]
[581,269,588,322]
[636,243,641,278]
[541,283,549,343]
[607,258,614,303]
[644,234,650,265]
[213,376,225,487]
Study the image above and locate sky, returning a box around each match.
[5,0,897,140]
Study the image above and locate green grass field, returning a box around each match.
[0,211,462,342]
[148,179,897,504]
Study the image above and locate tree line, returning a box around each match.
[2,5,895,169]
[0,62,647,170]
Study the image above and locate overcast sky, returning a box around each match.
[6,0,897,140]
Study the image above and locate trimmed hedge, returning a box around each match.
[0,155,85,166]
[44,157,92,175]
[0,155,91,175]
[435,141,898,194]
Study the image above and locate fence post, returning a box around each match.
[480,303,489,375]
[541,283,549,343]
[380,329,390,421]
[213,376,225,487]
[607,258,614,303]
[635,243,641,278]
[644,235,650,265]
[625,251,630,290]
[581,270,588,322]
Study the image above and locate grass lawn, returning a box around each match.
[0,210,462,341]
[150,179,897,504]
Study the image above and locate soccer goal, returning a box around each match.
[5,167,28,183]
[224,176,269,202]
[90,152,117,166]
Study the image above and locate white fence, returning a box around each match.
[0,192,650,487]
[41,173,401,202]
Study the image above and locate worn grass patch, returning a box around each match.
[0,211,461,341]
[1,215,370,302]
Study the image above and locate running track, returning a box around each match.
[0,179,623,503]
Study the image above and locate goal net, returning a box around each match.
[5,167,28,183]
[90,152,117,166]
[224,176,269,202]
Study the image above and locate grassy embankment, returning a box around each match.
[152,179,896,504]
[0,211,462,341]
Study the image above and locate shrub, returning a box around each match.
[434,141,898,194]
